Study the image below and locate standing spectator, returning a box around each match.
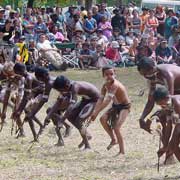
[99,3,111,21]
[98,16,112,39]
[92,6,101,26]
[34,15,48,41]
[0,7,5,28]
[155,5,166,36]
[140,7,149,33]
[83,10,97,38]
[164,9,178,40]
[55,7,66,33]
[122,7,131,31]
[111,8,126,35]
[2,19,14,43]
[155,39,173,64]
[145,9,159,36]
[41,7,50,24]
[130,9,142,35]
[22,8,36,42]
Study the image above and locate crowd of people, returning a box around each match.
[0,3,179,70]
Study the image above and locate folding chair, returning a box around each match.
[53,42,79,68]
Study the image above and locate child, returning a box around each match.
[90,66,131,155]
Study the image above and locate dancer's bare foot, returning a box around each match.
[107,140,117,151]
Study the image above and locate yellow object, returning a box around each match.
[16,43,29,63]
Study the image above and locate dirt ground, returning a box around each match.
[0,68,179,180]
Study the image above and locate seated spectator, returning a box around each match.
[98,16,112,39]
[78,42,95,69]
[129,38,139,62]
[105,41,121,62]
[96,28,108,49]
[72,28,86,42]
[135,45,153,63]
[51,26,64,42]
[96,44,110,68]
[28,39,38,64]
[172,39,180,65]
[83,10,97,38]
[37,33,66,70]
[155,39,173,64]
[89,36,98,52]
[125,29,134,46]
[13,30,21,43]
[15,36,29,63]
[110,27,125,42]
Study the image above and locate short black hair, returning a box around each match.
[153,87,169,102]
[137,57,155,71]
[102,65,114,75]
[13,63,26,73]
[53,75,70,90]
[35,66,49,79]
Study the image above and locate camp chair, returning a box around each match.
[53,42,79,68]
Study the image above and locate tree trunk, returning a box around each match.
[27,0,34,8]
[85,0,93,10]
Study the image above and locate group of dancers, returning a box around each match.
[0,58,180,164]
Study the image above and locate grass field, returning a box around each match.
[0,68,179,180]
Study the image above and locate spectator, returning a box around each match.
[51,26,64,42]
[92,6,101,26]
[55,7,66,33]
[155,39,173,64]
[145,9,159,36]
[105,41,121,62]
[168,25,180,49]
[125,29,135,46]
[83,10,97,38]
[140,7,149,33]
[155,5,166,36]
[22,8,36,42]
[0,7,5,28]
[37,33,65,70]
[110,27,125,42]
[80,6,87,21]
[99,3,111,21]
[111,8,126,35]
[96,28,108,48]
[34,15,48,41]
[41,7,50,24]
[98,16,112,39]
[2,19,14,43]
[78,42,95,69]
[164,9,178,40]
[130,9,142,35]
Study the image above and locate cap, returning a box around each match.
[111,41,119,48]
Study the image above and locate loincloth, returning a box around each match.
[107,103,131,128]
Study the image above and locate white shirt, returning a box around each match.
[37,40,52,50]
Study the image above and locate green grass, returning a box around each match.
[0,67,179,180]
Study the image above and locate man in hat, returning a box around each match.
[111,8,126,35]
